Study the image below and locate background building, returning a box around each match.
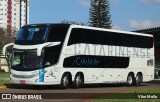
[0,0,29,30]
[0,0,29,72]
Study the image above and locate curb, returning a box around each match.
[0,86,6,88]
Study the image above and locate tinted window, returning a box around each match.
[68,28,153,48]
[11,49,43,71]
[45,25,70,65]
[15,26,48,45]
[63,55,129,68]
[44,46,61,65]
[67,28,85,45]
[47,25,69,42]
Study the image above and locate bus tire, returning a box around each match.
[60,73,69,89]
[73,73,83,88]
[134,73,142,86]
[126,74,134,87]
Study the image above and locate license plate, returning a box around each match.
[20,80,26,84]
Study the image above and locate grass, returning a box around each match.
[93,89,160,102]
[0,72,10,78]
[93,99,160,102]
[0,80,10,87]
[0,72,10,87]
[129,89,160,93]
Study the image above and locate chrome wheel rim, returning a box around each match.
[63,76,69,87]
[76,76,81,86]
[136,76,141,85]
[128,76,132,84]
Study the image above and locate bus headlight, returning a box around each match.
[11,73,15,77]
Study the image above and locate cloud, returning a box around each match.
[77,0,90,7]
[128,19,160,30]
[112,25,122,30]
[140,0,160,5]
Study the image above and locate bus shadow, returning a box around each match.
[5,80,160,90]
[143,80,160,85]
[80,83,150,88]
[5,83,155,90]
[5,84,60,90]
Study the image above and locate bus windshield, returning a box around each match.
[15,26,48,45]
[11,50,44,71]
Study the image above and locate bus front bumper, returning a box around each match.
[10,75,60,85]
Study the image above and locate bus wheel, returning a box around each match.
[135,74,142,86]
[73,73,83,88]
[126,74,134,87]
[60,74,69,89]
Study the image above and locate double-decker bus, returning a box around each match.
[3,24,154,88]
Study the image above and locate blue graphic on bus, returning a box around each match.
[39,69,44,82]
[75,57,99,66]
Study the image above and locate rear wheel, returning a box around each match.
[60,74,69,89]
[134,73,142,86]
[73,73,83,88]
[126,74,134,87]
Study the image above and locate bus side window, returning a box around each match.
[44,53,53,67]
[68,28,85,45]
[47,26,68,42]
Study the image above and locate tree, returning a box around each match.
[89,0,112,29]
[0,27,17,70]
[61,19,87,26]
[0,27,17,47]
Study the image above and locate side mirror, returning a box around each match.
[3,43,14,56]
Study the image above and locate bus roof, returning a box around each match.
[22,23,153,37]
[22,23,70,27]
[70,25,153,37]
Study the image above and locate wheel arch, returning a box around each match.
[128,72,135,78]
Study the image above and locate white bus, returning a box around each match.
[3,24,154,88]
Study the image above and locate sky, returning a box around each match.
[29,0,160,31]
